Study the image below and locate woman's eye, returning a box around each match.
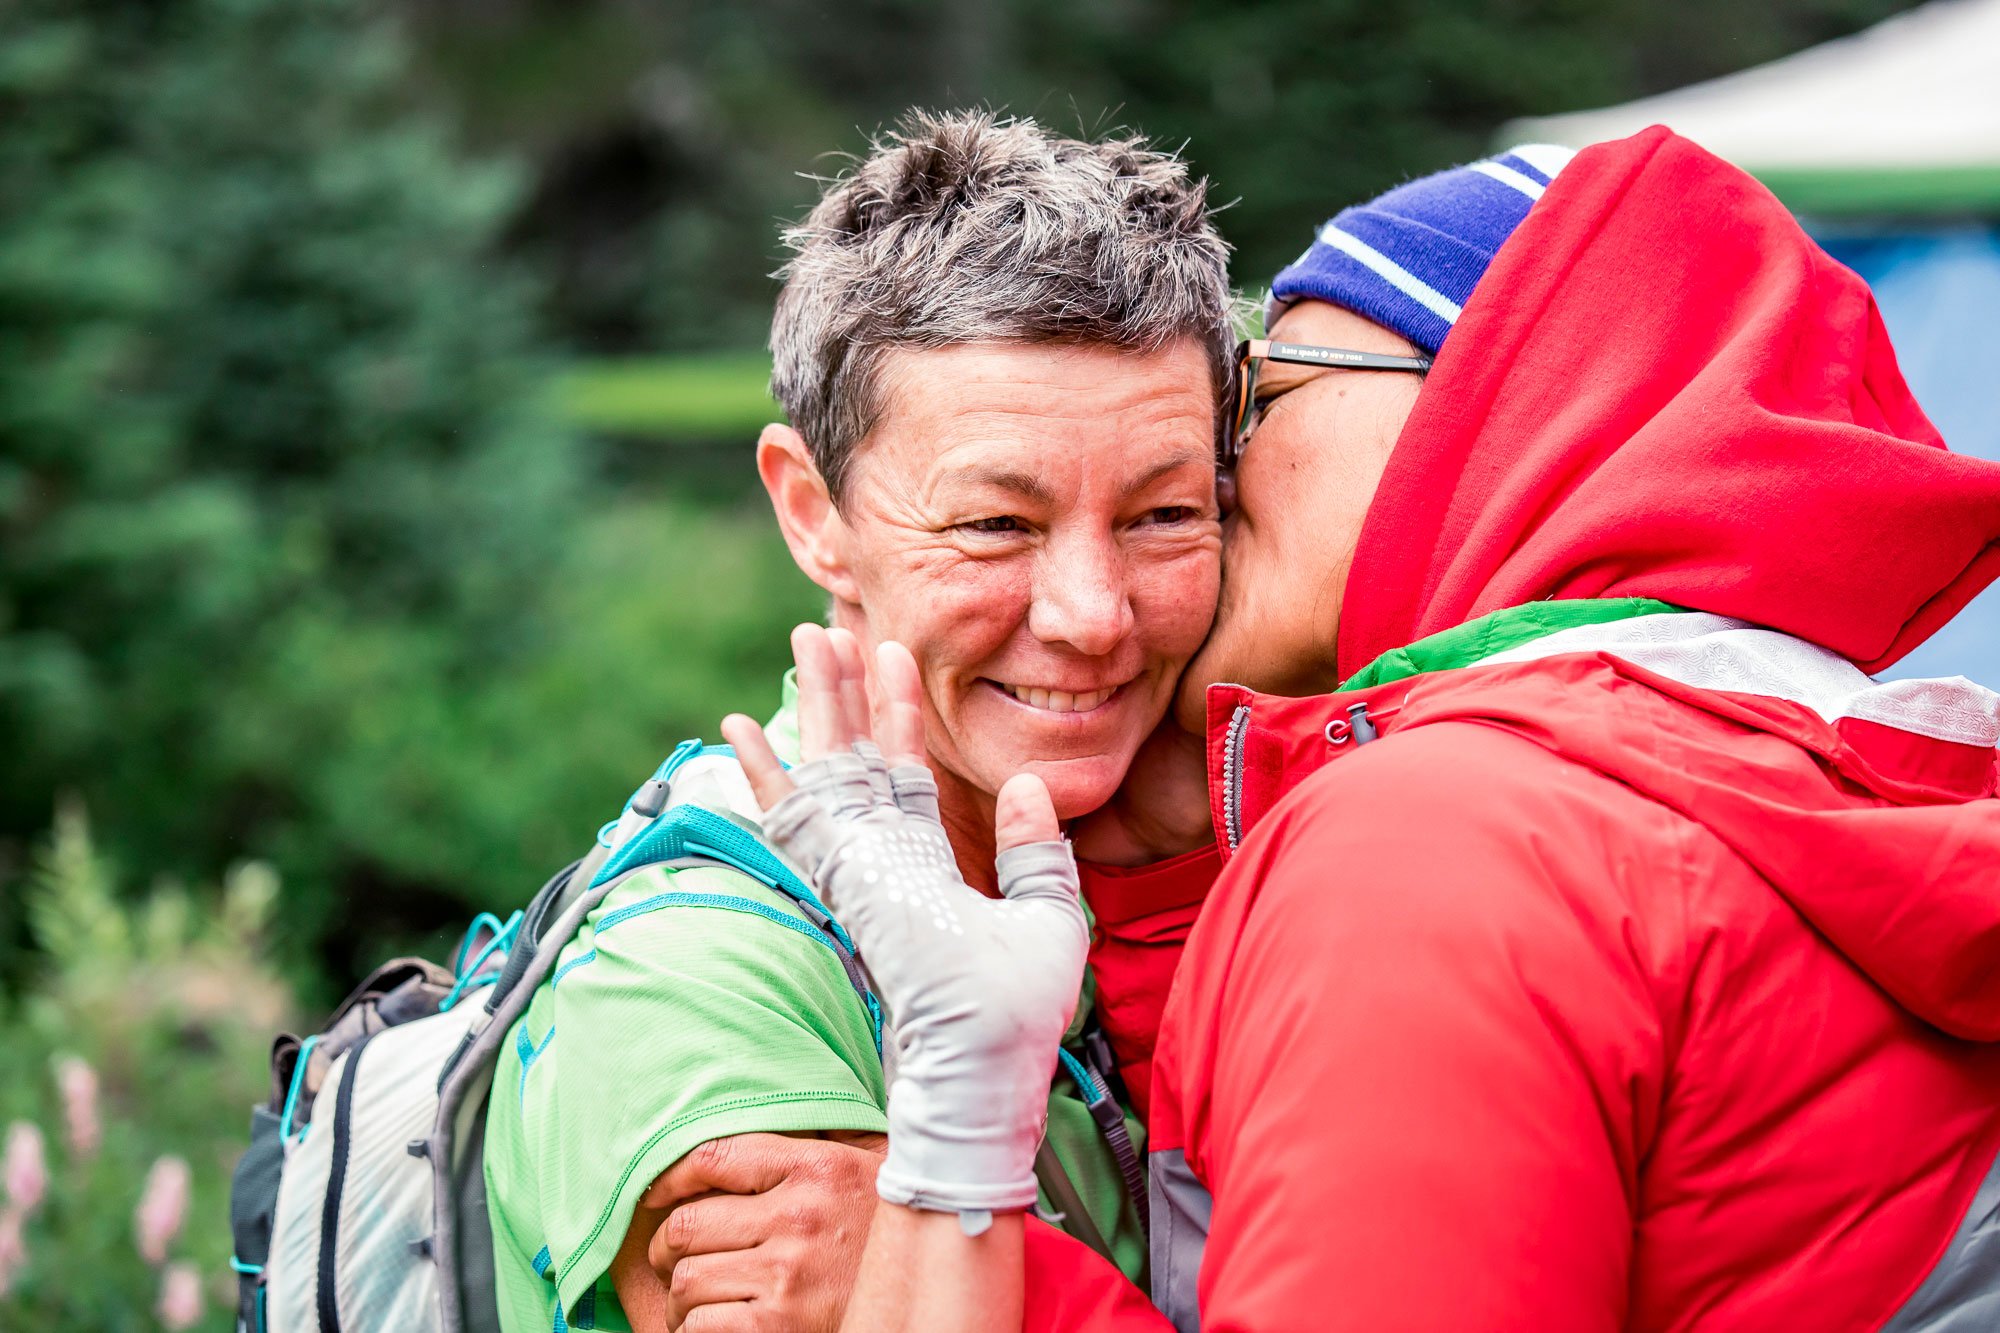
[959,516,1025,534]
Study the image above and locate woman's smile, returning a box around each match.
[979,676,1131,718]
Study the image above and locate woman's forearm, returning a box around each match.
[840,1203,1024,1333]
[730,634,1083,1333]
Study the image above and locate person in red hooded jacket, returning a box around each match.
[734,125,2000,1333]
[1137,126,2000,1332]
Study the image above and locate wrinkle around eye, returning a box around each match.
[1125,517,1221,556]
[933,521,1036,559]
[956,516,1027,535]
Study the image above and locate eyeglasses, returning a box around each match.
[1223,338,1432,469]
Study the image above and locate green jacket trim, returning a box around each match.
[1340,598,1684,692]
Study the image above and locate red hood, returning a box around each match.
[1336,127,2000,682]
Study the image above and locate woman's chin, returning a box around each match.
[994,756,1124,823]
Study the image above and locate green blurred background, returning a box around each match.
[0,0,1927,1323]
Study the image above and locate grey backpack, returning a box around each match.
[227,742,1144,1332]
[226,745,881,1333]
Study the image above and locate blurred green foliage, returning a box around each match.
[263,493,826,980]
[409,0,1925,359]
[0,803,289,1330]
[0,0,581,963]
[0,0,824,989]
[561,353,781,441]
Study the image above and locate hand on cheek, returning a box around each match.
[721,626,927,802]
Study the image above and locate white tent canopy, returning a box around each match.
[1503,0,2000,213]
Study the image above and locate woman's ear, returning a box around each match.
[758,424,860,603]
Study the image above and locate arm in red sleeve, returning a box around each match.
[1024,1216,1173,1332]
[1077,844,1220,1124]
[1172,723,1672,1332]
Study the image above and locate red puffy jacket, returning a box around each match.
[1142,128,2000,1332]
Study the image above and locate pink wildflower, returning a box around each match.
[0,1205,24,1298]
[134,1154,191,1265]
[156,1259,205,1329]
[54,1056,101,1160]
[3,1121,47,1214]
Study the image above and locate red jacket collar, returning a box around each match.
[1203,675,1418,860]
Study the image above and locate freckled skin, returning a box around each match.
[1175,302,1423,731]
[769,339,1222,887]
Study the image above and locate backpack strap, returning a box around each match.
[1035,1139,1113,1258]
[1058,1045,1150,1237]
[487,861,584,1022]
[431,864,625,1333]
[592,797,884,1051]
[433,777,888,1332]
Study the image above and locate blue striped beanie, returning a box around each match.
[1266,144,1577,355]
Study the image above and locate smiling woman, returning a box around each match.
[480,108,1233,1333]
[754,110,1235,887]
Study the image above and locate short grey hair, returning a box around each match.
[770,109,1234,500]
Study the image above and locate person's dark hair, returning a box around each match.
[771,109,1234,499]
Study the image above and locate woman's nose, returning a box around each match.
[1027,549,1134,657]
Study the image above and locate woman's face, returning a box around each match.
[1176,300,1424,729]
[809,339,1221,822]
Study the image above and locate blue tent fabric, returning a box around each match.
[1816,227,2000,682]
[1819,228,2000,463]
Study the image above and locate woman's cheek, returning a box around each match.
[934,554,1031,614]
[863,547,1022,644]
[1132,541,1222,657]
[913,559,1034,667]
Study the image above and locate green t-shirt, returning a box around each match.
[485,676,1144,1331]
[484,859,889,1330]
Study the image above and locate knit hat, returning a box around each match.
[1266,144,1577,354]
